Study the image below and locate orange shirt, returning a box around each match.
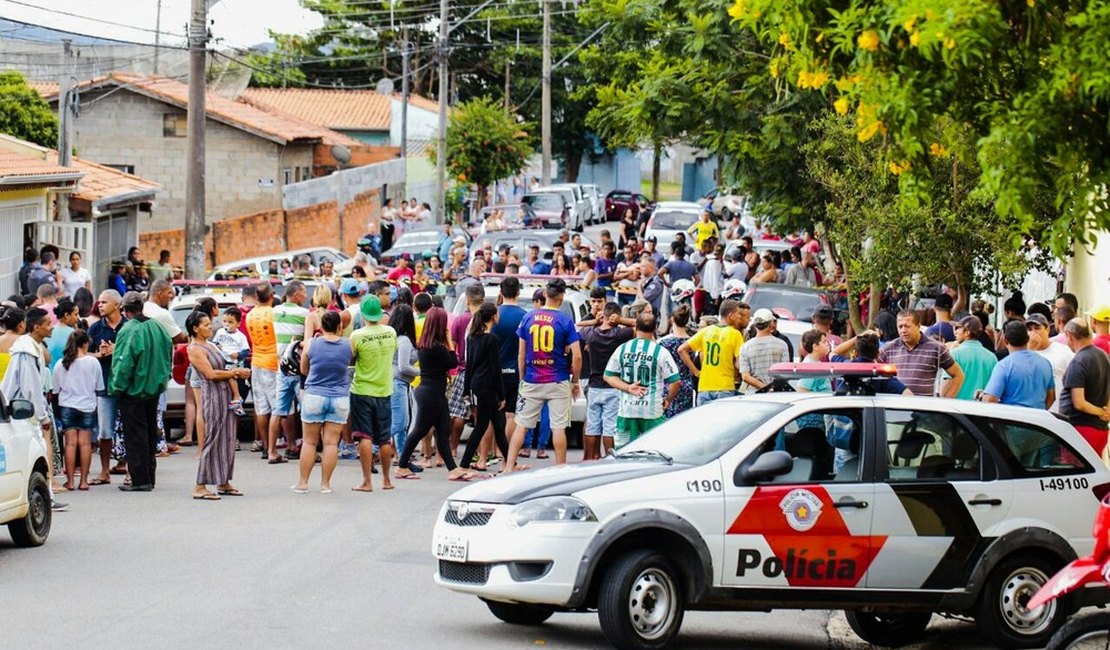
[246,305,278,371]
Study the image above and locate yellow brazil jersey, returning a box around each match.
[410,313,426,388]
[685,324,744,392]
[690,220,719,248]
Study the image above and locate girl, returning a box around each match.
[551,252,571,276]
[46,298,80,370]
[304,283,336,339]
[53,330,103,491]
[458,303,508,473]
[293,310,351,494]
[390,305,419,469]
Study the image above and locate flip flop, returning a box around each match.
[351,486,373,492]
[110,467,128,475]
[320,488,333,494]
[536,451,549,459]
[88,478,110,486]
[177,440,197,447]
[513,463,533,472]
[217,488,243,496]
[267,457,288,464]
[193,492,221,501]
[382,484,395,490]
[394,473,421,480]
[290,486,308,494]
[78,485,89,491]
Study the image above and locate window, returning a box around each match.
[973,418,1089,476]
[282,168,293,185]
[301,166,311,181]
[162,113,186,137]
[754,409,866,483]
[105,164,135,175]
[294,167,302,183]
[883,410,982,481]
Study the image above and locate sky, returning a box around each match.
[0,0,325,48]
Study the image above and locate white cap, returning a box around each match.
[752,308,775,326]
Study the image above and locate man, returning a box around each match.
[678,299,750,404]
[981,321,1055,409]
[525,244,551,276]
[878,310,965,397]
[237,283,258,346]
[453,260,484,301]
[579,302,634,460]
[445,246,469,284]
[27,251,58,296]
[739,309,789,391]
[246,283,280,457]
[767,314,795,361]
[143,279,185,455]
[948,315,998,400]
[1026,313,1074,413]
[18,247,39,296]
[505,278,582,472]
[36,284,60,325]
[831,332,914,395]
[785,251,817,287]
[614,244,642,306]
[1090,305,1110,356]
[447,285,485,459]
[1059,319,1110,456]
[594,242,617,292]
[604,312,680,447]
[1055,292,1080,320]
[687,210,719,250]
[492,277,527,445]
[638,255,666,316]
[643,236,665,268]
[271,280,309,460]
[109,292,172,492]
[1052,304,1077,345]
[658,243,698,287]
[88,290,128,484]
[387,253,415,283]
[350,295,397,491]
[924,293,957,343]
[147,249,173,283]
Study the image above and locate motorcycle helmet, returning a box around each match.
[357,237,373,254]
[670,279,696,302]
[721,278,748,300]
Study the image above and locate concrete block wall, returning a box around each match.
[285,201,338,251]
[342,189,381,252]
[210,209,285,265]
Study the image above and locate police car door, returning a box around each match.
[867,407,1013,589]
[722,403,877,589]
[0,397,21,509]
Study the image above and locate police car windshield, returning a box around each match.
[618,400,785,465]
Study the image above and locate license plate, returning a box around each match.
[435,535,468,562]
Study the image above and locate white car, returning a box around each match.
[643,209,701,250]
[581,184,603,225]
[207,247,348,280]
[433,366,1110,649]
[0,396,52,547]
[532,187,585,232]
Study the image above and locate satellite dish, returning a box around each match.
[331,145,352,169]
[376,77,395,96]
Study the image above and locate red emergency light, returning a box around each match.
[769,362,897,380]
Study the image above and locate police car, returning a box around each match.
[431,364,1110,649]
[0,395,52,547]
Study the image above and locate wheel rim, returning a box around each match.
[1066,630,1110,650]
[29,484,47,535]
[627,568,678,641]
[998,566,1054,636]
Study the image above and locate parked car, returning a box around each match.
[522,192,571,229]
[0,395,51,547]
[208,247,348,280]
[604,189,654,222]
[643,209,702,249]
[473,204,542,234]
[581,184,603,224]
[531,187,585,232]
[741,282,833,323]
[545,183,592,229]
[469,230,599,265]
[379,226,470,266]
[703,187,747,220]
[724,238,795,261]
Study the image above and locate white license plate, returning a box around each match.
[435,535,468,562]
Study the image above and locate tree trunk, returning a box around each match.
[564,148,583,183]
[845,275,863,336]
[868,281,881,328]
[651,141,662,201]
[475,184,486,213]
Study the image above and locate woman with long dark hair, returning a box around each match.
[52,329,102,491]
[395,308,472,480]
[458,303,508,472]
[390,305,420,467]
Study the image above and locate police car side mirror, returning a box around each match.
[9,399,35,421]
[738,451,793,485]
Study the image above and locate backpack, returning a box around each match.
[279,340,303,377]
[172,343,190,385]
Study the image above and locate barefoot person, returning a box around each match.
[349,295,397,492]
[292,311,352,494]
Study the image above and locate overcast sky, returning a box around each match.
[0,0,324,48]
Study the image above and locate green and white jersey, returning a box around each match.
[604,338,680,420]
[273,303,309,355]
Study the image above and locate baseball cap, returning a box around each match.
[339,278,361,296]
[399,252,412,262]
[934,293,954,310]
[752,308,775,326]
[956,315,983,334]
[546,278,567,294]
[1089,304,1110,322]
[453,235,466,244]
[121,291,144,310]
[1025,313,1051,328]
[360,295,384,322]
[813,305,834,319]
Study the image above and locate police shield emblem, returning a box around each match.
[779,489,823,532]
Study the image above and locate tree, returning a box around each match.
[431,96,532,211]
[0,72,58,148]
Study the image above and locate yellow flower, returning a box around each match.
[909,31,921,47]
[944,36,956,49]
[727,0,747,20]
[903,17,916,32]
[888,160,911,176]
[815,31,825,43]
[797,70,830,90]
[834,97,849,115]
[929,142,949,157]
[1027,0,1035,6]
[778,32,791,47]
[857,120,883,142]
[770,60,780,78]
[857,30,880,52]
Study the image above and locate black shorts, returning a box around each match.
[502,371,519,414]
[350,393,392,445]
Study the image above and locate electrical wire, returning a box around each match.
[0,17,189,49]
[0,0,185,39]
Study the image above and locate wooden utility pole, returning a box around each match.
[401,27,411,161]
[153,0,163,74]
[540,0,552,185]
[435,0,449,223]
[184,0,208,279]
[504,59,511,110]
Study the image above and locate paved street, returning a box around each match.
[0,443,1000,650]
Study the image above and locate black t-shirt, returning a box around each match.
[464,332,505,400]
[417,344,458,390]
[88,316,128,396]
[1060,345,1110,430]
[578,325,634,388]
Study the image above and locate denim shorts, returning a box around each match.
[273,372,301,417]
[697,389,736,406]
[300,392,350,425]
[97,395,117,442]
[585,387,619,437]
[59,406,97,432]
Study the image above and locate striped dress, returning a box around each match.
[193,342,237,486]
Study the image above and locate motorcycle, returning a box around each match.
[1028,495,1110,649]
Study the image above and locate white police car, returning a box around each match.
[432,364,1110,649]
[0,395,52,547]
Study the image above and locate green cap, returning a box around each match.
[360,295,383,322]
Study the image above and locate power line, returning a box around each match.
[0,0,186,39]
[0,17,189,49]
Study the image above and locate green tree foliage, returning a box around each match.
[0,72,58,148]
[429,96,532,210]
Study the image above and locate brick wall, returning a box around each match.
[211,209,285,265]
[285,201,338,250]
[342,189,380,252]
[138,228,213,269]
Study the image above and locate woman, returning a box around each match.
[753,254,779,284]
[551,252,572,276]
[458,303,509,473]
[52,330,102,491]
[185,311,250,500]
[304,283,336,339]
[426,255,444,283]
[380,198,398,252]
[619,207,637,246]
[59,251,92,298]
[107,262,127,295]
[292,310,351,494]
[73,287,97,329]
[411,260,430,293]
[390,305,420,470]
[658,304,696,417]
[181,297,219,451]
[46,298,80,370]
[395,308,472,480]
[0,307,26,380]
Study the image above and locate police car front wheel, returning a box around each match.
[483,600,555,626]
[8,471,51,547]
[844,610,931,647]
[975,553,1069,648]
[598,549,685,650]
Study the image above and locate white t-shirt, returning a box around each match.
[59,266,91,297]
[702,256,724,298]
[143,301,182,339]
[52,355,104,413]
[1035,342,1075,413]
[212,328,249,364]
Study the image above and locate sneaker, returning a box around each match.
[486,455,500,466]
[277,437,288,449]
[250,441,265,453]
[51,500,69,512]
[234,406,247,416]
[228,399,242,413]
[338,443,359,460]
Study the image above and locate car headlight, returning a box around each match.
[508,497,597,528]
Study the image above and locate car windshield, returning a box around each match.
[746,287,825,322]
[651,211,699,230]
[523,194,563,211]
[394,230,442,247]
[615,400,784,465]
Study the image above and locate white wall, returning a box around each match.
[390,99,440,146]
[1066,231,1110,311]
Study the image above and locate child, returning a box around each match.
[212,307,248,413]
[52,330,103,491]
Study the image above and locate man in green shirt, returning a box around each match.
[110,292,172,491]
[350,295,397,491]
[949,315,998,400]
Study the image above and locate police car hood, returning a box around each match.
[449,460,688,505]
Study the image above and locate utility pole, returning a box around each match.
[504,59,511,110]
[56,39,74,220]
[184,0,208,279]
[401,27,411,161]
[435,0,449,223]
[541,0,552,185]
[153,0,163,75]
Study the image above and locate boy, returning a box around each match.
[212,306,248,413]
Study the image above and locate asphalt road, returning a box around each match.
[0,443,1008,650]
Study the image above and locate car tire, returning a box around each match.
[720,208,731,221]
[598,549,685,650]
[844,610,931,647]
[974,553,1068,648]
[484,600,555,626]
[1045,611,1110,650]
[8,470,51,547]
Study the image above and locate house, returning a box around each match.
[43,73,394,233]
[0,149,83,296]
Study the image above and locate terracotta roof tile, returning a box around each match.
[27,80,59,98]
[0,149,82,184]
[0,134,158,205]
[240,87,441,132]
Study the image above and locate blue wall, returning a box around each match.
[568,148,641,195]
[681,156,718,201]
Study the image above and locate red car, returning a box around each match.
[604,189,654,221]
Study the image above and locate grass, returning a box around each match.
[641,179,683,202]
